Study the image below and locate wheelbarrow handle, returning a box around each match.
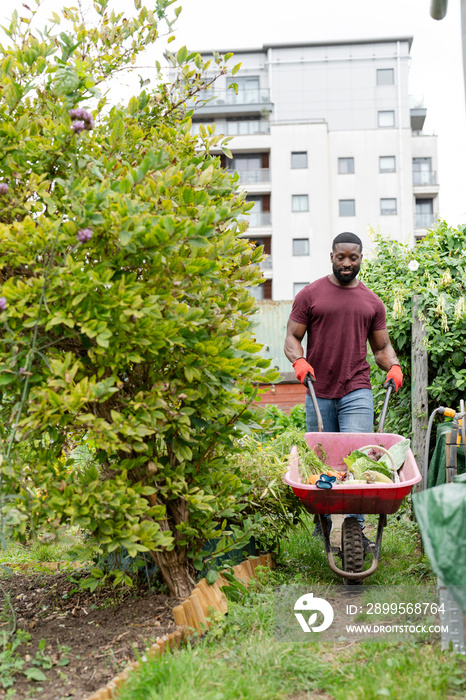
[377,378,395,433]
[306,373,323,432]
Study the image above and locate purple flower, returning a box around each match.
[69,108,94,130]
[0,297,7,310]
[19,367,26,374]
[71,121,86,134]
[0,183,8,195]
[76,228,93,243]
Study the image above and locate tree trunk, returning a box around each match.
[150,546,195,598]
[149,496,196,598]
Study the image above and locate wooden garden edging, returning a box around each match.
[86,553,275,700]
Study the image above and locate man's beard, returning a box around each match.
[332,264,360,285]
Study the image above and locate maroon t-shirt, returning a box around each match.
[289,276,386,399]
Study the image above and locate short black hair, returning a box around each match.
[332,231,363,252]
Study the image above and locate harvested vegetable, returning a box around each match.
[378,438,410,470]
[344,450,378,479]
[269,427,329,482]
[308,469,346,485]
[343,438,410,484]
[364,470,393,484]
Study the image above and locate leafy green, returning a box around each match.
[378,438,411,471]
[344,449,395,482]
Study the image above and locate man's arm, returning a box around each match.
[285,319,315,384]
[368,328,399,371]
[284,319,308,363]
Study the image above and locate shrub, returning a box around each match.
[0,1,278,596]
[362,223,466,435]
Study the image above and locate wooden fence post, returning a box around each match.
[412,295,428,489]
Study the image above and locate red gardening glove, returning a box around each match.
[385,365,403,392]
[292,357,315,385]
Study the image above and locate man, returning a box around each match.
[284,231,402,544]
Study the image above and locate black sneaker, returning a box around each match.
[312,518,333,538]
[361,532,375,553]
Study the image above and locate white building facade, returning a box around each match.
[190,38,439,301]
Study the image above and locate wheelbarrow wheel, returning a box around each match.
[341,517,364,585]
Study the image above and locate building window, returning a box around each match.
[415,198,435,228]
[247,283,264,301]
[380,198,397,215]
[379,156,396,173]
[294,282,309,296]
[227,76,260,103]
[378,110,395,127]
[292,238,310,256]
[338,157,354,174]
[413,157,435,185]
[339,199,355,217]
[377,68,394,85]
[291,151,308,169]
[243,195,271,227]
[292,195,309,212]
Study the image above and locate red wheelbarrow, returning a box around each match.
[283,379,422,583]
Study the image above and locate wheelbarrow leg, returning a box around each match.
[319,514,387,582]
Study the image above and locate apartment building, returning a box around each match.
[188,38,439,300]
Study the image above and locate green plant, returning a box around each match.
[0,1,278,597]
[362,223,466,436]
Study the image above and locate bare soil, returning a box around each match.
[0,567,179,700]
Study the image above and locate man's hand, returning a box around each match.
[293,357,315,385]
[384,365,403,391]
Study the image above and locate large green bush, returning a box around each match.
[0,1,278,596]
[363,223,466,435]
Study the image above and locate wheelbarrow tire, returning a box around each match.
[341,517,364,585]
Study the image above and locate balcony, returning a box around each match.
[228,169,271,186]
[413,171,437,186]
[239,211,272,228]
[260,255,272,270]
[414,213,437,228]
[191,88,273,117]
[208,88,270,106]
[192,119,270,136]
[410,95,426,132]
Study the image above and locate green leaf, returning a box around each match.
[176,46,188,65]
[24,668,47,682]
[206,569,218,585]
[111,118,125,145]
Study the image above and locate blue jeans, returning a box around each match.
[306,388,374,526]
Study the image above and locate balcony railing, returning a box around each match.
[414,213,437,228]
[413,171,437,186]
[191,119,270,137]
[195,88,271,107]
[239,212,272,228]
[260,255,272,270]
[229,168,271,185]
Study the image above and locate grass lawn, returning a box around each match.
[115,512,466,700]
[0,528,82,567]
